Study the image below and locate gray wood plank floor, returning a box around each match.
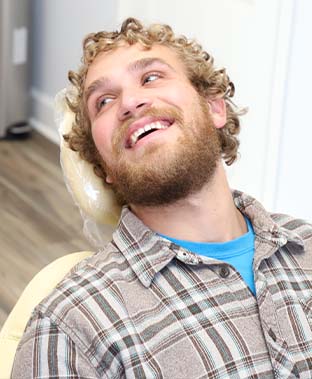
[0,131,93,328]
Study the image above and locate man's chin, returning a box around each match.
[111,164,204,207]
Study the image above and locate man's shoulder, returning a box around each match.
[271,212,312,240]
[16,241,145,369]
[31,241,133,328]
[270,212,312,266]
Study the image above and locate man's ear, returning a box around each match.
[207,98,227,129]
[106,174,114,184]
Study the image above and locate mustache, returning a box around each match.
[112,106,184,152]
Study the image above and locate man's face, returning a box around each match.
[85,43,224,206]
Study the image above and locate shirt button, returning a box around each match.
[219,266,230,278]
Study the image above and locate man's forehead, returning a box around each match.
[85,43,184,87]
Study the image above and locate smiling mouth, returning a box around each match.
[126,120,174,148]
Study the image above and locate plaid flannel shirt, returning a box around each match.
[12,191,312,378]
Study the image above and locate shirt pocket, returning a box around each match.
[264,329,299,378]
[278,297,312,342]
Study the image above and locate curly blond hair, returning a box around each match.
[65,17,245,184]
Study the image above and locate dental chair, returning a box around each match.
[0,89,121,378]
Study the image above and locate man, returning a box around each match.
[12,18,312,378]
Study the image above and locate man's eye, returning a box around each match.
[143,73,160,84]
[97,97,113,110]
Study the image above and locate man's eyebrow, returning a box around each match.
[128,57,175,73]
[85,57,175,104]
[85,77,112,104]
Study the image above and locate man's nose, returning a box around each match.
[117,90,152,120]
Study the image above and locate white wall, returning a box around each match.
[29,0,311,219]
[30,0,119,141]
[274,0,312,220]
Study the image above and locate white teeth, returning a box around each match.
[129,121,169,147]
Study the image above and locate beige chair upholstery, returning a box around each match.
[58,88,121,228]
[0,251,93,378]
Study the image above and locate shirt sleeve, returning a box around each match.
[11,314,101,379]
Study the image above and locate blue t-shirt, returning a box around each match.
[160,218,256,295]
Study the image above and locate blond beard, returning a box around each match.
[106,96,221,206]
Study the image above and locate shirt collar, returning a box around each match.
[112,208,176,287]
[232,190,304,268]
[112,190,304,286]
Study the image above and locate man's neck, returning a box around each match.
[130,163,247,243]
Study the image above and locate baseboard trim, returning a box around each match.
[30,87,59,144]
[29,117,59,144]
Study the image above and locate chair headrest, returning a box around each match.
[56,89,122,246]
